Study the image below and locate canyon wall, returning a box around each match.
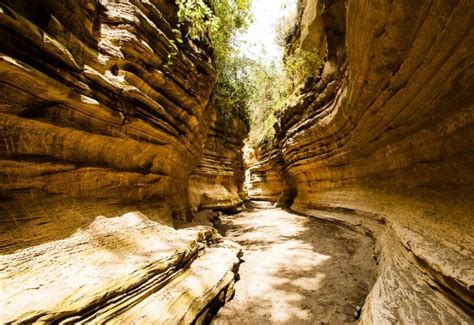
[247,140,288,202]
[189,100,248,212]
[0,0,248,250]
[249,0,474,322]
[0,0,246,322]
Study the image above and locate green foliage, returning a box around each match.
[246,62,286,145]
[206,47,319,145]
[214,54,255,124]
[175,0,321,145]
[176,0,219,42]
[212,56,288,144]
[245,48,320,145]
[208,55,287,143]
[175,0,252,122]
[165,40,179,67]
[175,0,252,67]
[284,49,320,93]
[274,3,297,47]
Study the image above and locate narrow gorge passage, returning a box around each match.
[213,202,376,324]
[1,0,473,323]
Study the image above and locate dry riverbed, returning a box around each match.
[212,202,377,324]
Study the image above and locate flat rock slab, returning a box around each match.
[213,206,377,324]
[0,211,241,324]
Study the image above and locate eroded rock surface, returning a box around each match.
[0,0,247,322]
[247,140,289,202]
[190,100,249,212]
[0,211,241,323]
[0,0,218,251]
[247,0,474,323]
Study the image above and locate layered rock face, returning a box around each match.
[189,101,248,211]
[1,212,241,323]
[246,140,288,202]
[0,0,218,249]
[248,0,474,322]
[0,0,247,321]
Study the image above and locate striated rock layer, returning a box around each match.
[246,140,289,203]
[248,0,474,323]
[189,100,249,212]
[0,0,225,249]
[0,211,241,323]
[0,0,247,322]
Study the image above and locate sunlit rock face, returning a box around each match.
[189,100,249,212]
[247,140,288,202]
[249,0,474,322]
[0,0,219,250]
[0,0,246,321]
[0,212,242,323]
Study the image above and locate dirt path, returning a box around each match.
[212,202,377,324]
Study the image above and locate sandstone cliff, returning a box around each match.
[0,0,247,321]
[190,99,248,212]
[247,139,288,202]
[0,0,252,248]
[248,0,474,322]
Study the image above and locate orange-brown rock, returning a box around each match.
[248,0,474,322]
[189,100,249,212]
[0,211,241,323]
[246,140,288,203]
[0,0,246,322]
[0,0,219,250]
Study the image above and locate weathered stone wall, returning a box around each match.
[249,0,474,322]
[247,140,288,202]
[0,1,247,322]
[0,0,229,250]
[189,101,248,211]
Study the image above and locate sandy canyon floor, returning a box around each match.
[213,202,377,324]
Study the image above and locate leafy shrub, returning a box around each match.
[274,2,297,48]
[175,0,252,67]
[175,0,321,144]
[284,48,320,93]
[175,0,252,122]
